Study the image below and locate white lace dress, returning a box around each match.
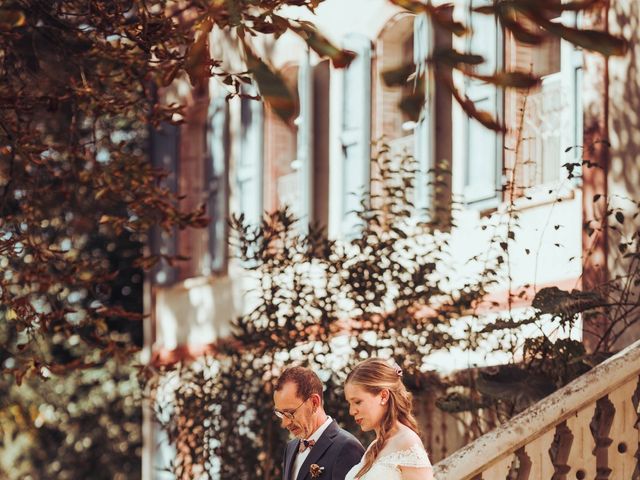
[344,444,432,480]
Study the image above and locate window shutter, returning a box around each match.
[206,97,229,273]
[413,14,431,213]
[464,0,502,205]
[340,33,372,236]
[149,122,179,285]
[296,53,313,224]
[237,86,264,227]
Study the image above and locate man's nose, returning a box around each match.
[281,417,291,428]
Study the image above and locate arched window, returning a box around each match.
[375,14,418,153]
[263,56,314,225]
[264,63,299,214]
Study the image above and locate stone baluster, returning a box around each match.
[606,378,640,479]
[521,428,555,479]
[564,403,598,479]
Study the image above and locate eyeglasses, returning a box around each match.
[274,397,309,421]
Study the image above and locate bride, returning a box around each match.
[344,358,434,480]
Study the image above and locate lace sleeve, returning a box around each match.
[378,444,432,469]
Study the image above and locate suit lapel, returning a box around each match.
[296,421,339,480]
[284,440,299,480]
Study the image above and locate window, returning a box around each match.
[505,6,582,194]
[464,0,503,206]
[371,14,451,225]
[413,13,432,214]
[149,122,180,285]
[263,55,314,224]
[205,97,229,273]
[237,86,264,227]
[375,15,418,154]
[340,33,372,236]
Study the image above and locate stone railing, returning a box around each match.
[433,339,640,480]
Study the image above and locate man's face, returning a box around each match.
[273,382,316,439]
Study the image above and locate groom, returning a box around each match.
[274,367,364,480]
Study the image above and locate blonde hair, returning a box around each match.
[346,358,420,477]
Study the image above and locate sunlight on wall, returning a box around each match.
[154,276,240,351]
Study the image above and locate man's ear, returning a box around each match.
[310,393,322,411]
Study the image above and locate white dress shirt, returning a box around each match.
[291,416,333,480]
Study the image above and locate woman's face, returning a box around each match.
[344,382,387,433]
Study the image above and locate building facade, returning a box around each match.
[143,0,640,477]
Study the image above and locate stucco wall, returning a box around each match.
[608,1,640,348]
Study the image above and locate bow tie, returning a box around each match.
[299,439,315,453]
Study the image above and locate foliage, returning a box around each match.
[387,0,628,131]
[148,148,497,478]
[0,344,142,480]
[0,1,353,477]
[0,0,634,479]
[152,142,640,477]
[0,0,356,380]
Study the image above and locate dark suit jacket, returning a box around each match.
[282,420,364,480]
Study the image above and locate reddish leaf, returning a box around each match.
[399,90,426,122]
[184,19,213,89]
[522,8,629,56]
[464,70,541,89]
[500,14,546,45]
[391,0,469,36]
[0,8,26,31]
[473,5,497,15]
[439,73,504,132]
[545,23,628,56]
[243,44,296,123]
[388,0,428,13]
[427,3,469,37]
[432,48,485,67]
[291,21,355,68]
[381,63,416,87]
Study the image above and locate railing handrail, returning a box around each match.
[433,338,640,479]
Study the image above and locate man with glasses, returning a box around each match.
[274,367,364,480]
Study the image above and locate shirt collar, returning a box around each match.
[306,416,332,443]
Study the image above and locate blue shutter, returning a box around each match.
[464,0,502,205]
[297,53,313,225]
[237,86,264,226]
[206,97,229,272]
[413,14,431,213]
[340,34,372,236]
[149,122,179,285]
